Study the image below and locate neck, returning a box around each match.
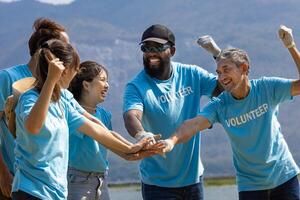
[156,63,172,80]
[27,57,36,76]
[231,78,250,100]
[79,98,97,114]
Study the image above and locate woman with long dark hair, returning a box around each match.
[12,39,157,200]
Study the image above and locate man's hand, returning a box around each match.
[134,131,161,147]
[122,149,160,161]
[0,168,13,198]
[278,25,295,49]
[197,35,221,58]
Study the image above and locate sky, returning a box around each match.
[0,0,75,5]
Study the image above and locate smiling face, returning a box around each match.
[142,41,175,79]
[216,58,248,93]
[84,70,109,105]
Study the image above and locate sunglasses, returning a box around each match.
[140,43,171,53]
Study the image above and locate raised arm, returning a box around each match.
[25,51,65,134]
[278,25,300,96]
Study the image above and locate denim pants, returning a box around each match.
[141,177,204,200]
[67,168,110,200]
[239,176,300,200]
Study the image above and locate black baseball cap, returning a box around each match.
[140,24,175,45]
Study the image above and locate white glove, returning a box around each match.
[278,25,295,49]
[134,131,157,142]
[197,35,221,58]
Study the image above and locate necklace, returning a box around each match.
[81,104,96,113]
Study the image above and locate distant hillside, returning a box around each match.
[1,0,300,182]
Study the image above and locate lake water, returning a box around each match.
[110,185,238,200]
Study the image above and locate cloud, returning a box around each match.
[35,0,75,5]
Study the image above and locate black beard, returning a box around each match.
[143,57,167,78]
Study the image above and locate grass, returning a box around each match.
[108,176,237,189]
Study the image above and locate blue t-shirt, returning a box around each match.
[0,64,85,174]
[12,89,85,200]
[123,61,217,187]
[0,64,32,173]
[69,106,112,172]
[199,77,300,191]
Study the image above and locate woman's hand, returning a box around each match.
[44,50,65,84]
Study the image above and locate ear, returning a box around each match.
[82,80,90,91]
[240,63,249,75]
[170,46,176,57]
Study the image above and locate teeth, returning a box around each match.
[149,58,160,62]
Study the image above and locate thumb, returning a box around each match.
[153,134,162,141]
[278,25,286,39]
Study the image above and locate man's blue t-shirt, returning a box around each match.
[199,77,299,191]
[69,106,112,172]
[123,61,217,187]
[12,89,85,200]
[0,64,32,173]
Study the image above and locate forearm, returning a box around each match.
[170,116,211,145]
[124,111,144,138]
[25,79,55,134]
[288,45,300,76]
[111,131,133,146]
[79,121,133,153]
[0,154,10,176]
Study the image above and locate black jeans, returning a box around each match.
[239,176,300,200]
[12,190,40,200]
[142,177,204,200]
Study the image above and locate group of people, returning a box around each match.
[0,18,299,200]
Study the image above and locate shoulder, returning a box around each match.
[19,89,39,102]
[3,64,28,75]
[96,106,112,119]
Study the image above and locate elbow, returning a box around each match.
[25,121,41,135]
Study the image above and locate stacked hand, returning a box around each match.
[197,35,221,58]
[135,131,161,147]
[278,25,295,49]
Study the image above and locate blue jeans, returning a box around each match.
[239,176,300,200]
[141,177,204,200]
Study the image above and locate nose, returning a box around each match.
[105,81,109,89]
[218,73,226,83]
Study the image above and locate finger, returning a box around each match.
[153,134,161,141]
[44,49,56,63]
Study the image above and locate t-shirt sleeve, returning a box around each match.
[62,89,85,114]
[17,91,38,123]
[123,83,144,113]
[197,66,217,97]
[264,77,293,104]
[0,70,12,112]
[65,101,86,135]
[198,97,221,125]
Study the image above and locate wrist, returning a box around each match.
[287,42,296,49]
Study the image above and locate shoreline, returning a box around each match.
[108,176,237,188]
